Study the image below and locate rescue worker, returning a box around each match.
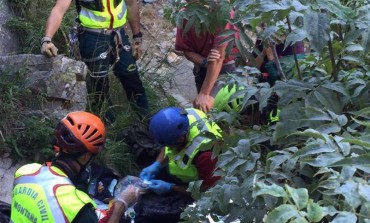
[41,0,149,123]
[10,111,140,223]
[142,107,223,195]
[175,2,240,113]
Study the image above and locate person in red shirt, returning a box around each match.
[175,8,240,113]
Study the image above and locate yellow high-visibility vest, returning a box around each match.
[78,0,127,29]
[10,163,96,223]
[165,108,222,183]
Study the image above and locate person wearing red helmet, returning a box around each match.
[10,111,140,223]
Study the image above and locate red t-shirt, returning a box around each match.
[193,151,220,189]
[175,11,240,64]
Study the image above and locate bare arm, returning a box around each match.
[125,0,141,35]
[183,49,221,66]
[44,0,72,38]
[106,202,126,223]
[193,44,226,112]
[155,148,167,164]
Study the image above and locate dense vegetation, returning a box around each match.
[2,0,370,222]
[170,0,370,222]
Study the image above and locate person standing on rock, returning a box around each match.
[10,111,140,223]
[41,0,149,123]
[175,2,240,113]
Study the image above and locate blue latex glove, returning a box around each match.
[148,179,173,195]
[139,161,163,181]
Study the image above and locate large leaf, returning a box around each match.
[285,185,308,210]
[362,28,370,53]
[303,10,330,53]
[265,204,300,223]
[330,211,357,223]
[313,86,343,113]
[329,154,370,167]
[253,182,287,198]
[304,152,344,167]
[307,199,324,222]
[291,129,328,142]
[292,143,336,158]
[321,82,351,102]
[335,181,362,208]
[317,0,351,20]
[284,29,308,51]
[358,183,370,203]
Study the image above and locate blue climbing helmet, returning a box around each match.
[149,107,189,146]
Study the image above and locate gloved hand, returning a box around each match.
[148,179,173,195]
[132,32,142,60]
[139,161,163,181]
[115,185,140,210]
[41,36,58,57]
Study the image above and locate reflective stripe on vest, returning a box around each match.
[79,0,127,29]
[165,108,222,182]
[10,164,95,223]
[269,108,280,123]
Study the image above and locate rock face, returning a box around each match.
[0,156,21,204]
[0,54,88,204]
[0,0,19,55]
[0,54,88,120]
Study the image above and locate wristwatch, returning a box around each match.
[133,32,143,44]
[201,58,208,67]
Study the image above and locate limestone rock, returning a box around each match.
[0,54,88,120]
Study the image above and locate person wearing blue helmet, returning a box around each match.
[141,107,223,195]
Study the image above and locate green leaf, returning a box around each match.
[340,166,356,180]
[334,180,361,210]
[262,26,279,39]
[265,204,299,223]
[307,199,324,222]
[253,182,288,198]
[341,138,370,148]
[303,10,329,53]
[341,55,363,64]
[290,217,309,223]
[292,140,338,159]
[313,87,342,113]
[226,159,248,174]
[358,183,370,202]
[352,117,370,127]
[268,154,292,170]
[329,154,370,167]
[315,123,341,134]
[345,44,363,52]
[291,129,327,142]
[284,29,308,51]
[183,15,197,36]
[321,82,351,102]
[317,0,351,20]
[285,185,308,210]
[305,153,343,167]
[343,29,364,45]
[332,211,357,223]
[362,28,370,53]
[217,29,236,38]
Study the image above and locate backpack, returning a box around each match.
[0,200,10,223]
[116,122,162,169]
